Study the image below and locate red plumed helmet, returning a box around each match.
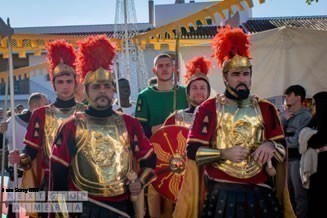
[76,35,116,84]
[212,25,251,72]
[185,56,211,85]
[46,40,76,82]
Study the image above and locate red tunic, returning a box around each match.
[24,106,48,160]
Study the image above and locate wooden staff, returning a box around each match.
[0,17,16,217]
[173,27,180,112]
[0,71,9,216]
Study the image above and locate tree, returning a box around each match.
[306,0,318,5]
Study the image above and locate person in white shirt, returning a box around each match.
[0,93,48,183]
[112,78,136,116]
[0,93,48,217]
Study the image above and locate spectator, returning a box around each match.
[281,85,312,218]
[112,78,136,116]
[15,104,24,114]
[0,93,48,218]
[299,91,327,218]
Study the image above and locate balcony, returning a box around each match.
[0,78,30,95]
[0,79,56,103]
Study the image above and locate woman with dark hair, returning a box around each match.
[299,91,327,218]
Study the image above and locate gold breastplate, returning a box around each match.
[72,113,130,197]
[212,97,264,178]
[175,110,194,128]
[44,105,77,161]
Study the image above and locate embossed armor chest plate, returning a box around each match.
[72,113,130,196]
[213,98,264,178]
[44,105,76,160]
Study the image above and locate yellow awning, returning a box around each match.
[0,0,268,80]
[0,34,121,58]
[0,39,214,80]
[134,0,265,50]
[0,0,266,58]
[0,62,48,81]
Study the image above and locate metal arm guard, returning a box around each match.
[195,147,223,166]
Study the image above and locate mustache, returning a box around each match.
[95,95,111,102]
[236,83,249,90]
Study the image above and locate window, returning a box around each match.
[0,54,30,95]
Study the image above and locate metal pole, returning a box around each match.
[7,20,18,193]
[123,0,131,82]
[114,61,121,108]
[0,74,9,217]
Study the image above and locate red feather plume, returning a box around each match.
[76,35,116,81]
[212,25,251,68]
[46,40,76,80]
[184,56,211,84]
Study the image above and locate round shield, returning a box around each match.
[150,125,189,202]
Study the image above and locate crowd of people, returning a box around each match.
[0,26,325,218]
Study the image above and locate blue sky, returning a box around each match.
[0,0,326,27]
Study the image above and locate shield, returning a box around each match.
[150,125,189,202]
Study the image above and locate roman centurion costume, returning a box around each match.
[19,40,84,190]
[173,26,295,218]
[164,56,211,128]
[149,57,211,205]
[50,35,157,217]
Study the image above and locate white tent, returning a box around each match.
[179,27,327,98]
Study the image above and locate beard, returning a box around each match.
[235,89,250,100]
[94,95,111,109]
[227,83,250,100]
[235,83,250,100]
